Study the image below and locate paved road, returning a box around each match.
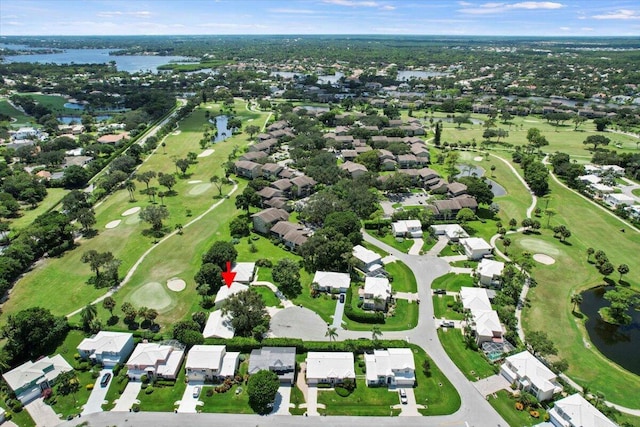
[82,368,113,415]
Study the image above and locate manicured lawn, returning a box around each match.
[432,295,464,320]
[487,390,547,427]
[421,234,438,252]
[289,383,306,415]
[252,285,281,307]
[361,241,389,257]
[316,378,401,416]
[0,401,35,427]
[409,344,461,415]
[431,272,475,292]
[17,93,71,113]
[385,261,418,293]
[365,230,414,253]
[0,98,35,127]
[342,299,418,332]
[138,366,187,412]
[293,289,338,324]
[199,383,253,414]
[10,187,69,232]
[449,259,478,268]
[437,328,496,381]
[438,243,463,257]
[102,368,129,411]
[632,188,640,197]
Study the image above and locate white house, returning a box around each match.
[363,277,392,311]
[500,350,562,401]
[352,244,383,274]
[305,352,355,385]
[364,348,415,387]
[431,224,469,242]
[312,271,350,294]
[460,237,493,260]
[214,282,250,308]
[476,259,505,287]
[548,393,616,427]
[232,262,256,284]
[604,193,635,208]
[76,331,135,367]
[459,287,503,344]
[3,355,73,403]
[600,164,625,176]
[391,220,423,238]
[460,287,492,312]
[202,310,235,339]
[185,345,240,382]
[126,342,185,381]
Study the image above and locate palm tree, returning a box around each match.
[325,326,338,344]
[371,326,382,341]
[570,293,583,312]
[80,304,97,329]
[102,296,116,316]
[125,180,136,202]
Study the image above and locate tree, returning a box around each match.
[272,259,302,298]
[81,250,114,280]
[135,171,156,192]
[543,208,556,228]
[202,240,238,270]
[80,304,97,330]
[140,205,169,232]
[502,237,511,255]
[247,369,279,414]
[172,320,204,346]
[62,165,90,189]
[594,118,610,132]
[102,296,116,316]
[371,326,382,341]
[245,125,260,140]
[222,289,270,337]
[617,264,630,281]
[456,208,475,224]
[76,208,96,233]
[526,330,557,357]
[586,247,595,262]
[194,263,224,294]
[1,307,68,364]
[175,158,190,176]
[570,293,583,312]
[56,370,80,399]
[158,173,176,194]
[325,326,338,343]
[583,135,610,151]
[599,262,615,277]
[120,302,137,324]
[125,180,136,202]
[229,216,250,238]
[457,176,494,205]
[299,227,353,273]
[210,175,230,197]
[526,127,548,152]
[572,115,587,131]
[453,113,471,129]
[235,187,260,217]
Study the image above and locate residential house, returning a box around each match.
[340,161,368,178]
[341,149,358,161]
[282,228,309,251]
[410,144,430,163]
[234,160,263,179]
[202,310,235,339]
[364,348,415,387]
[11,127,39,140]
[604,193,635,207]
[240,151,268,162]
[290,175,316,197]
[257,187,284,203]
[232,262,256,283]
[305,352,355,385]
[397,154,418,169]
[270,220,303,240]
[417,168,439,182]
[381,158,398,171]
[460,237,493,260]
[312,271,350,294]
[600,165,625,176]
[428,179,449,194]
[261,163,284,180]
[447,182,468,197]
[548,393,616,427]
[431,224,469,242]
[271,178,293,194]
[252,208,289,234]
[363,277,392,311]
[250,139,278,153]
[185,345,240,382]
[391,220,422,238]
[214,282,250,308]
[77,331,135,367]
[248,347,296,384]
[352,244,384,274]
[3,355,73,403]
[477,259,504,287]
[459,287,503,345]
[265,197,290,210]
[500,351,562,401]
[126,342,185,381]
[97,133,129,144]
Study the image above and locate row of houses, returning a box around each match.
[312,271,392,311]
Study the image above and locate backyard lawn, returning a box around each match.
[385,261,418,293]
[432,295,464,320]
[251,285,281,307]
[437,328,496,381]
[431,272,475,292]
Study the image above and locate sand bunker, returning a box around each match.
[519,238,561,256]
[188,180,202,184]
[473,156,483,161]
[122,207,141,217]
[533,253,555,265]
[105,220,121,229]
[188,183,211,195]
[198,149,215,157]
[172,130,182,135]
[524,120,539,123]
[130,282,172,311]
[167,278,186,292]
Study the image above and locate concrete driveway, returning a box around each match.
[270,306,329,340]
[393,387,424,416]
[177,382,204,413]
[82,368,113,415]
[270,385,292,415]
[473,374,511,397]
[331,297,345,329]
[305,385,320,416]
[25,397,60,427]
[112,381,141,412]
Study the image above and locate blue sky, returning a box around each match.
[1,0,639,36]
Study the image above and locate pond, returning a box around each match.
[456,164,507,197]
[581,285,640,375]
[209,115,232,142]
[58,115,111,124]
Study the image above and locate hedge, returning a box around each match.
[343,286,385,324]
[363,219,392,230]
[204,337,408,353]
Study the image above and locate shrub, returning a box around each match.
[206,388,214,397]
[86,384,94,390]
[132,403,140,412]
[530,410,539,418]
[11,402,22,413]
[515,402,524,411]
[256,259,273,268]
[335,386,351,397]
[141,374,149,384]
[91,371,100,379]
[112,363,122,377]
[145,386,154,395]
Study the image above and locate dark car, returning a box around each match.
[100,373,112,387]
[339,293,345,303]
[433,289,446,295]
[441,321,455,328]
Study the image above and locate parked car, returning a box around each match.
[399,388,408,404]
[193,386,201,398]
[100,373,111,387]
[433,289,446,295]
[441,320,455,328]
[339,293,345,303]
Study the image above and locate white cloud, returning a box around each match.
[4,21,23,26]
[459,1,564,15]
[381,5,396,10]
[580,27,594,31]
[323,0,394,9]
[269,8,317,14]
[96,10,151,18]
[592,9,640,20]
[559,26,570,30]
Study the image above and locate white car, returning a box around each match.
[399,388,408,404]
[193,386,201,398]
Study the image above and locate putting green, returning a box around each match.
[188,183,212,196]
[129,282,173,311]
[518,238,562,256]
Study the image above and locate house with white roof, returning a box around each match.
[460,287,492,312]
[305,352,355,385]
[604,193,635,208]
[391,220,423,238]
[312,271,350,294]
[214,282,250,308]
[364,348,415,387]
[431,224,469,242]
[459,287,503,345]
[77,331,135,367]
[352,244,383,274]
[126,342,185,381]
[460,237,493,260]
[500,350,562,401]
[548,393,616,427]
[185,345,240,382]
[232,262,256,284]
[3,355,73,403]
[476,259,505,287]
[363,277,392,311]
[202,310,235,339]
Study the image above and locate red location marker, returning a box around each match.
[221,261,236,288]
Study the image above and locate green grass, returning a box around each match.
[385,261,418,293]
[0,99,35,127]
[102,368,129,411]
[343,299,418,331]
[487,390,547,427]
[138,366,186,412]
[252,285,281,307]
[632,188,640,197]
[199,383,253,414]
[293,290,337,324]
[316,378,401,416]
[432,295,465,320]
[364,230,414,253]
[289,383,306,415]
[449,260,479,268]
[361,241,388,257]
[0,401,35,427]
[421,234,438,252]
[10,187,69,232]
[409,344,461,415]
[438,244,463,257]
[431,273,475,292]
[437,328,496,381]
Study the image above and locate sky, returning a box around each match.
[1,0,639,37]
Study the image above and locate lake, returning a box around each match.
[581,285,640,375]
[456,164,507,196]
[0,44,190,73]
[209,115,232,142]
[58,115,111,124]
